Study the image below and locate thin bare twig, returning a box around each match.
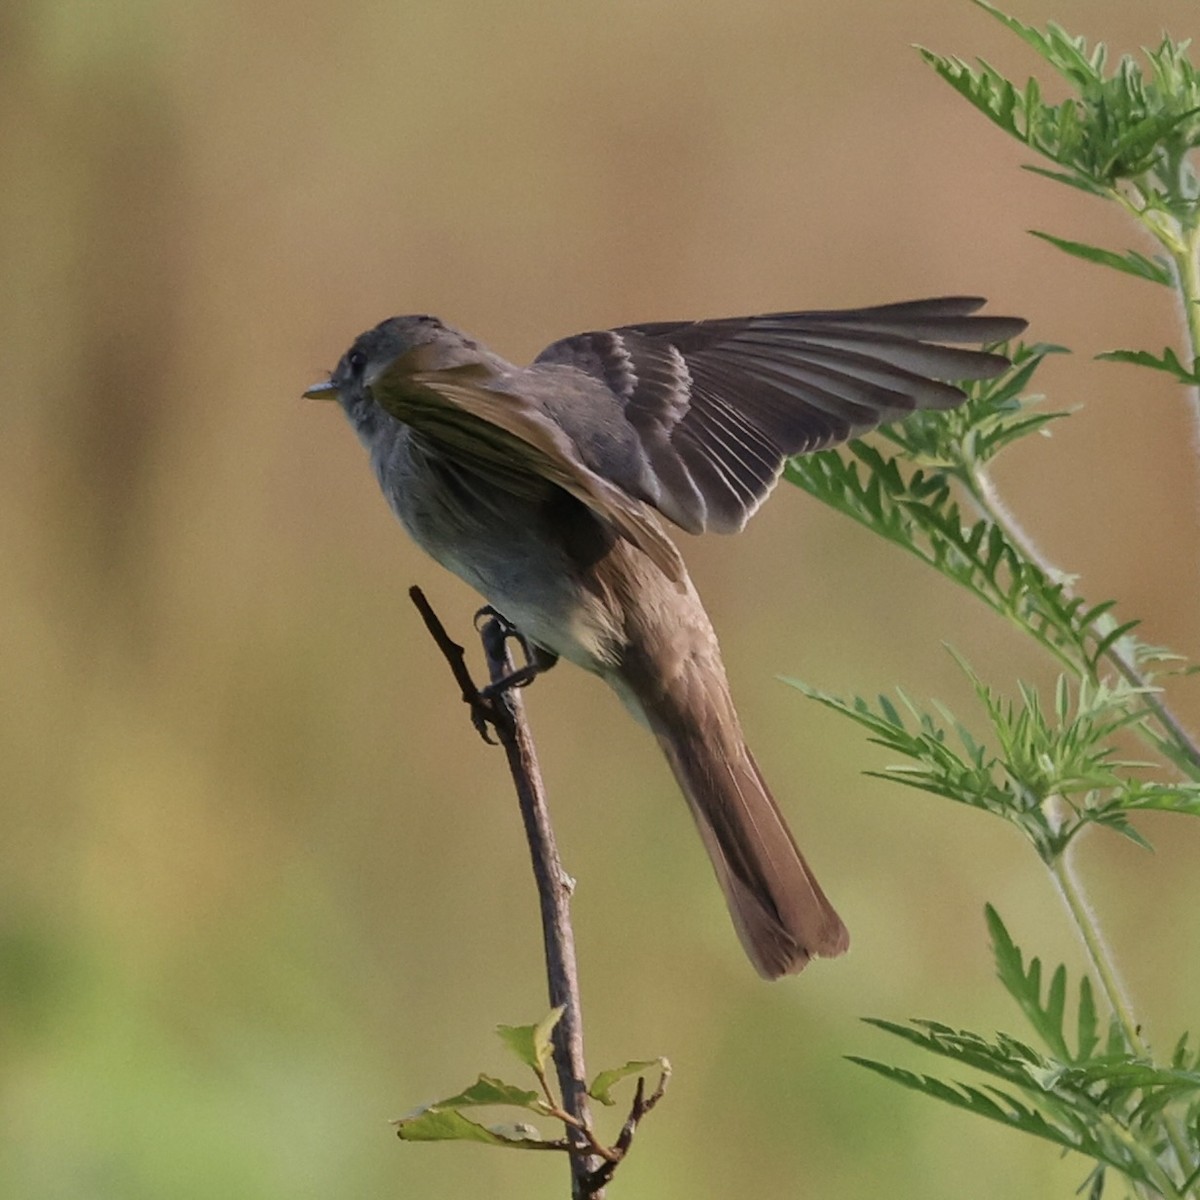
[408,586,507,743]
[409,586,603,1199]
[960,472,1200,775]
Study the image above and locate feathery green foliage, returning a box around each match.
[790,6,1200,1195]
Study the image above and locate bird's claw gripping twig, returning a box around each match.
[474,606,559,700]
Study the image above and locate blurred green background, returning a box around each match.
[3,0,1198,1196]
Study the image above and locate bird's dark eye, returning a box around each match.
[347,349,367,375]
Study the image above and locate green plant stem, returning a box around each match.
[1046,812,1143,1052]
[1109,189,1200,454]
[963,386,1200,1198]
[1103,1117,1189,1200]
[1047,801,1196,1194]
[959,466,1200,774]
[1172,224,1200,435]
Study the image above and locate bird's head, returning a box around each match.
[305,315,469,420]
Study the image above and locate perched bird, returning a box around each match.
[305,296,1025,978]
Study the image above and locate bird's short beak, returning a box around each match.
[303,379,339,401]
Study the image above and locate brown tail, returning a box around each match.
[623,656,849,979]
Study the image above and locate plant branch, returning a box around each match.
[584,1068,672,1193]
[1172,224,1200,445]
[962,469,1200,1188]
[477,615,599,1190]
[1044,801,1142,1052]
[1046,799,1196,1191]
[408,585,508,743]
[959,467,1200,775]
[408,587,603,1198]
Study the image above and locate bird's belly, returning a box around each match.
[441,538,621,673]
[384,457,623,673]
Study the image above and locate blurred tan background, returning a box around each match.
[3,0,1199,1196]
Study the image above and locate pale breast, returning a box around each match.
[376,429,626,674]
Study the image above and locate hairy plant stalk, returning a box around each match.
[1173,227,1200,438]
[1046,799,1195,1193]
[960,466,1200,774]
[1045,800,1142,1052]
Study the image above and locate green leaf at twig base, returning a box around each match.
[589,1059,669,1106]
[496,1006,565,1075]
[392,1073,561,1148]
[395,1107,556,1148]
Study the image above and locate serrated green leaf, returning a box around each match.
[1098,347,1200,383]
[1022,163,1110,196]
[1028,230,1173,284]
[588,1058,667,1106]
[496,1007,564,1075]
[395,1108,549,1147]
[1105,1015,1126,1058]
[986,904,1021,982]
[1063,1059,1200,1096]
[1169,1032,1195,1071]
[850,1022,1186,1185]
[1087,619,1142,670]
[970,0,1102,86]
[987,907,1073,1058]
[1046,965,1067,1047]
[1087,810,1156,850]
[1112,783,1200,817]
[848,1056,1090,1156]
[1077,977,1099,1061]
[877,693,903,727]
[848,1056,972,1107]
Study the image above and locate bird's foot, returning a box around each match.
[473,606,559,700]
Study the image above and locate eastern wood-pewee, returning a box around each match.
[305,296,1026,978]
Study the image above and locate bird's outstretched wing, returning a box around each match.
[368,349,686,582]
[534,297,1026,536]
